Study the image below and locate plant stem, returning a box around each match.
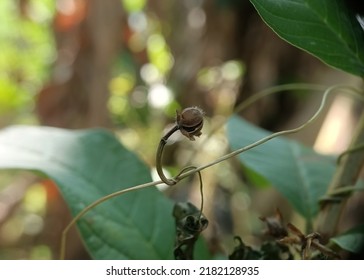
[316,108,364,241]
[156,125,180,185]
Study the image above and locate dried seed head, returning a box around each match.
[176,107,204,140]
[259,208,288,239]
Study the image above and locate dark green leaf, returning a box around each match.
[0,125,174,259]
[250,0,364,77]
[227,115,335,221]
[331,224,364,253]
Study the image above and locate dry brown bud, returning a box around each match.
[176,107,204,140]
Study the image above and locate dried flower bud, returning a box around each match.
[259,208,288,239]
[176,107,204,140]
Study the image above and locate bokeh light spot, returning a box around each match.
[148,83,173,109]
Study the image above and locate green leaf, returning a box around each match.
[331,224,364,254]
[227,115,335,222]
[250,0,364,77]
[0,125,175,259]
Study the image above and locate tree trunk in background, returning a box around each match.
[36,0,124,128]
[35,0,124,259]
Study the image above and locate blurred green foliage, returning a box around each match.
[0,0,55,121]
[0,0,55,259]
[108,6,176,127]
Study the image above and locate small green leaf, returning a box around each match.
[250,0,364,77]
[331,224,364,254]
[0,126,174,259]
[330,224,364,253]
[227,115,335,222]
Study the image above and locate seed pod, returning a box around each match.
[176,107,204,140]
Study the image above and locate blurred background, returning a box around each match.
[0,0,362,259]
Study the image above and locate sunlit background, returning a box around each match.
[0,0,362,259]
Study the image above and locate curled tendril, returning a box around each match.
[156,107,204,185]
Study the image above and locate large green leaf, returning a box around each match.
[250,0,364,77]
[0,125,174,259]
[227,115,335,222]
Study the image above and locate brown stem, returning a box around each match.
[316,109,364,241]
[156,125,180,185]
